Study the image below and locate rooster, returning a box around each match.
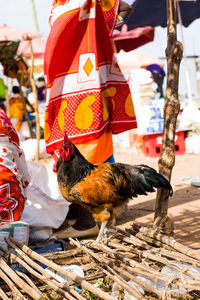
[56,132,173,241]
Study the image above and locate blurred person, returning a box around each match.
[0,107,30,223]
[36,77,46,103]
[146,64,166,98]
[0,77,8,112]
[116,0,133,27]
[8,86,25,132]
[44,0,136,164]
[44,0,137,238]
[8,86,35,138]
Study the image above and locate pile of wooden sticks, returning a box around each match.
[0,224,200,299]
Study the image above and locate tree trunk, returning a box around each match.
[154,0,183,232]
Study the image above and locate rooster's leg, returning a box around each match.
[96,220,108,242]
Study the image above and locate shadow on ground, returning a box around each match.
[117,185,200,249]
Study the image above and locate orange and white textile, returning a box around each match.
[44,0,137,161]
[0,108,30,223]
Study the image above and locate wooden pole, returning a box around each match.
[28,37,41,161]
[154,0,183,232]
[29,0,40,34]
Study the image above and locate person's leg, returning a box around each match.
[69,204,96,230]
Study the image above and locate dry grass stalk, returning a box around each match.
[8,237,115,300]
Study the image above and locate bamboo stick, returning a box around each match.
[70,239,153,299]
[0,287,10,300]
[103,266,144,300]
[71,239,144,299]
[159,248,200,266]
[8,237,115,300]
[0,258,45,300]
[16,271,41,290]
[84,241,168,282]
[85,272,105,281]
[108,240,200,283]
[109,226,150,249]
[123,227,200,265]
[87,240,200,292]
[5,238,84,300]
[89,241,159,275]
[42,249,84,260]
[139,227,200,260]
[1,226,200,299]
[113,264,162,298]
[0,268,25,300]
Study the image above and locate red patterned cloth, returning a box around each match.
[44,0,137,158]
[0,108,30,223]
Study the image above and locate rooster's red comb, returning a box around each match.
[63,130,70,147]
[60,131,74,160]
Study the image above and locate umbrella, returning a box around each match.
[115,49,164,71]
[0,24,45,59]
[112,25,154,52]
[0,24,39,41]
[126,0,200,30]
[18,37,47,59]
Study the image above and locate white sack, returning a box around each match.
[21,161,70,229]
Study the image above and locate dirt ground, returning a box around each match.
[114,146,200,249]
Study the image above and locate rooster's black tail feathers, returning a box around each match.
[129,164,173,199]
